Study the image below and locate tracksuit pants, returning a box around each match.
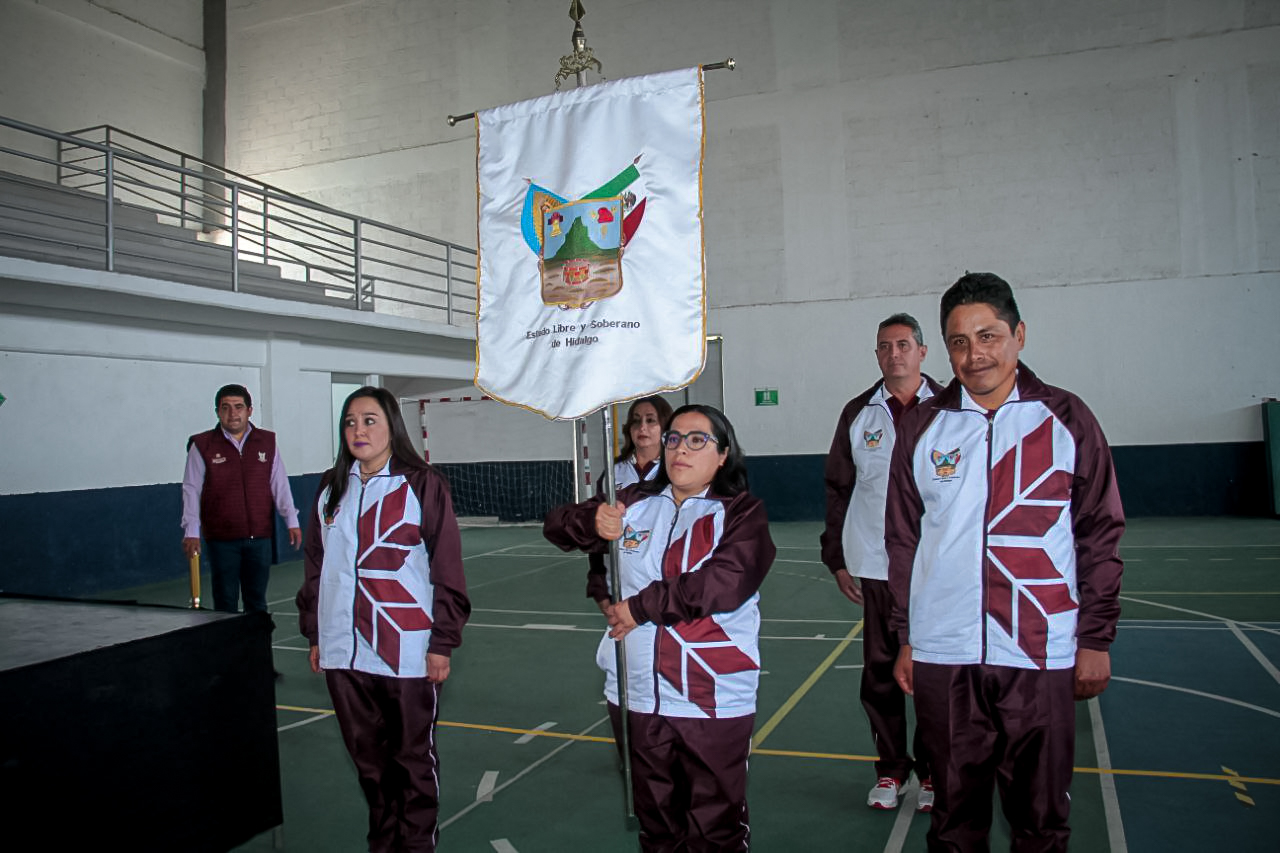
[628,709,754,852]
[327,669,442,853]
[913,662,1075,853]
[860,578,930,783]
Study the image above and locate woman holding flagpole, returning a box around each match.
[545,404,775,851]
[584,395,674,609]
[297,386,471,853]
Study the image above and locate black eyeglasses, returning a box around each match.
[661,430,719,451]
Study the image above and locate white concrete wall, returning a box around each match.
[221,0,1280,460]
[0,263,476,495]
[0,0,204,156]
[1,1,1276,494]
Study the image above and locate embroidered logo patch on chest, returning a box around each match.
[621,524,651,550]
[930,447,962,478]
[863,429,883,449]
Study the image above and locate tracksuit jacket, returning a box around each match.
[586,456,660,601]
[297,459,470,678]
[821,376,943,580]
[885,363,1124,670]
[546,484,776,719]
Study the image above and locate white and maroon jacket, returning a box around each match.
[886,363,1124,670]
[546,485,776,719]
[821,376,942,580]
[585,456,661,601]
[297,459,470,678]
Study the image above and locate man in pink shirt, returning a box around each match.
[181,384,302,613]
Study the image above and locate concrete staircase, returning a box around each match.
[0,170,356,308]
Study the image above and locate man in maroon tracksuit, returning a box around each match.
[822,313,942,811]
[887,273,1124,851]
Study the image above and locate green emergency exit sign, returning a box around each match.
[754,388,778,406]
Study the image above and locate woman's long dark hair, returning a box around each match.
[614,395,674,464]
[324,386,429,520]
[646,403,749,497]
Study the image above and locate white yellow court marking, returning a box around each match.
[1088,696,1129,852]
[276,711,331,732]
[490,839,519,852]
[751,620,864,750]
[272,704,1280,786]
[1110,677,1280,720]
[1223,767,1255,806]
[1226,621,1280,686]
[514,721,556,744]
[1118,595,1280,638]
[884,782,923,853]
[439,716,612,830]
[476,770,499,802]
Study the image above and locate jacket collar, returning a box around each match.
[933,361,1049,411]
[871,373,945,406]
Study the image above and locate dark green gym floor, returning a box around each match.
[112,517,1280,851]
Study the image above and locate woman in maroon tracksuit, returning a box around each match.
[545,404,776,852]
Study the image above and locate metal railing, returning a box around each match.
[0,116,477,325]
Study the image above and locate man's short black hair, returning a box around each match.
[215,384,252,408]
[940,272,1021,335]
[878,312,925,347]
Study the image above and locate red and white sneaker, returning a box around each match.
[867,776,901,810]
[916,778,935,813]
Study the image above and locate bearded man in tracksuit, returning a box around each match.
[821,312,943,811]
[886,273,1124,852]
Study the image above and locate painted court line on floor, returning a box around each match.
[1121,544,1280,549]
[489,839,518,852]
[1121,591,1280,596]
[466,556,581,590]
[1110,676,1280,720]
[760,633,853,642]
[277,712,332,733]
[465,540,556,560]
[439,716,612,830]
[272,703,1280,789]
[472,607,857,626]
[1118,596,1280,637]
[1226,622,1280,687]
[476,770,498,802]
[752,620,864,750]
[1088,697,1129,853]
[474,607,604,617]
[467,622,599,634]
[883,784,921,853]
[515,721,557,744]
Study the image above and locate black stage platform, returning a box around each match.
[0,598,282,852]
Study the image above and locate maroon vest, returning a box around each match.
[191,425,277,540]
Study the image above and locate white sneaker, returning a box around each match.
[867,777,901,810]
[916,779,935,813]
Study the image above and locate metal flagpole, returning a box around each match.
[453,4,735,823]
[600,403,636,819]
[556,1,640,823]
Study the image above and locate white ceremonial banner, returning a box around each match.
[475,67,706,421]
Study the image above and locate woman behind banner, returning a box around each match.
[545,404,776,851]
[584,395,674,610]
[296,386,470,853]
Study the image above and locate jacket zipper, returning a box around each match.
[981,409,996,664]
[650,496,683,715]
[349,477,367,669]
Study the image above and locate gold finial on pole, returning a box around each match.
[555,1,604,90]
